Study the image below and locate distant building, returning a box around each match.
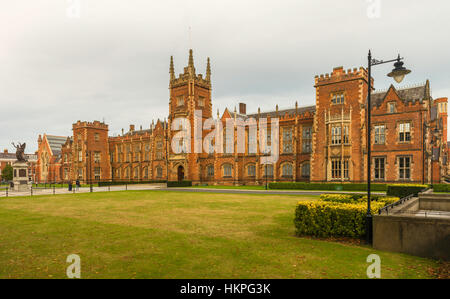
[35,50,448,185]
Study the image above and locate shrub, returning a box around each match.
[294,201,385,238]
[269,182,387,191]
[167,180,192,187]
[319,193,399,205]
[432,184,450,193]
[98,180,167,187]
[319,194,357,203]
[386,184,428,198]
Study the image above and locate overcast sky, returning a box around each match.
[1,0,449,153]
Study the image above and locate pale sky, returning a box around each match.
[1,0,449,153]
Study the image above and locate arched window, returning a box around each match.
[247,164,256,176]
[134,167,139,179]
[282,163,293,177]
[206,165,214,177]
[223,164,232,177]
[301,162,310,178]
[263,164,273,177]
[156,166,163,178]
[144,167,148,178]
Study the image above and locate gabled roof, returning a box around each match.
[371,82,430,107]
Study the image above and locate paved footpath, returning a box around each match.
[0,185,385,198]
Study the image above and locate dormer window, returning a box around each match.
[332,92,344,105]
[388,102,396,114]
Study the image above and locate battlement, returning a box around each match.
[73,120,108,130]
[314,66,368,86]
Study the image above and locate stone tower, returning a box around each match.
[167,49,212,181]
[311,66,370,182]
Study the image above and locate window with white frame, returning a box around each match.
[399,122,411,142]
[94,152,101,163]
[374,157,385,180]
[398,156,411,180]
[332,92,345,105]
[331,159,341,179]
[94,167,101,180]
[331,125,342,145]
[343,125,349,144]
[374,125,386,144]
[388,102,396,114]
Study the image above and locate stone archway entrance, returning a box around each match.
[177,165,184,182]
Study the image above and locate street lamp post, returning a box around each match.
[366,50,411,244]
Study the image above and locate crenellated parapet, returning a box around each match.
[314,66,369,87]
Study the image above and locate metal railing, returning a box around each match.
[378,188,430,215]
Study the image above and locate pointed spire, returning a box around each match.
[206,57,211,81]
[170,56,175,81]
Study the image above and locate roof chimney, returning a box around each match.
[130,124,135,132]
[4,149,7,154]
[239,103,246,115]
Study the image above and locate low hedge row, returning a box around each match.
[319,193,398,205]
[269,182,388,191]
[294,201,386,238]
[167,181,192,187]
[98,180,167,187]
[386,184,428,198]
[432,184,450,193]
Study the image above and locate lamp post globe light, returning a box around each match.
[366,50,411,244]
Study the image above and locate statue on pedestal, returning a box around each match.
[11,142,30,192]
[12,142,27,162]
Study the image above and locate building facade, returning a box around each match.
[35,50,448,185]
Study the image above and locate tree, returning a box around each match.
[1,164,13,181]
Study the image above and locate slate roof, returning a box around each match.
[246,105,316,119]
[371,84,430,107]
[46,135,68,156]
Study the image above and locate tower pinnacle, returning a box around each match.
[206,57,211,81]
[170,56,175,81]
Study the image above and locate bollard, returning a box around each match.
[53,184,55,195]
[31,186,33,196]
[6,187,8,197]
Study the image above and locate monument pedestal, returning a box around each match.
[12,161,30,192]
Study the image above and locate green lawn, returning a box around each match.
[0,190,439,279]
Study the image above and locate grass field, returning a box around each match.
[0,190,440,279]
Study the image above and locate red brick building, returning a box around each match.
[35,50,448,185]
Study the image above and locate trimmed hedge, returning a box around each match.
[319,193,398,205]
[294,201,386,238]
[98,180,167,187]
[432,184,450,193]
[386,184,428,198]
[167,180,192,187]
[269,182,387,191]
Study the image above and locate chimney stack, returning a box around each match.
[239,103,246,115]
[130,124,135,132]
